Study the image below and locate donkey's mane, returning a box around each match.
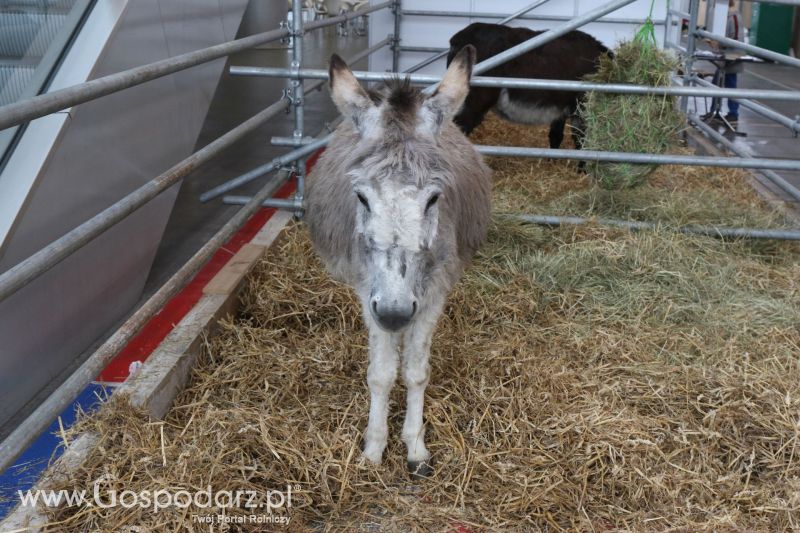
[368,77,422,130]
[368,77,416,105]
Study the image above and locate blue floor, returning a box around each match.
[0,383,112,520]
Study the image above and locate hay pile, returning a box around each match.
[43,117,800,532]
[580,38,684,190]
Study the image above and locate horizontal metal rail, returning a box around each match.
[0,169,292,474]
[229,67,800,102]
[695,29,800,70]
[200,135,330,202]
[223,196,299,209]
[668,8,690,19]
[399,46,446,53]
[513,214,800,240]
[400,9,665,25]
[688,113,800,204]
[228,117,344,208]
[226,142,800,205]
[271,135,315,147]
[0,26,286,131]
[0,98,293,302]
[312,1,392,28]
[476,144,799,171]
[692,75,800,135]
[0,1,391,132]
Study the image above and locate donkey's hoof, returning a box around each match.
[362,449,383,465]
[407,459,433,479]
[362,440,385,465]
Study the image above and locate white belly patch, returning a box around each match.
[495,88,568,125]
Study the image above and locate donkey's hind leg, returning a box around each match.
[401,301,443,477]
[363,314,400,464]
[548,116,567,149]
[569,113,586,170]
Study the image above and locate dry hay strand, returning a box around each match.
[579,39,684,190]
[41,117,800,532]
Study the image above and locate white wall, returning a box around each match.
[369,0,668,74]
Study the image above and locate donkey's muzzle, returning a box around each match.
[371,297,417,332]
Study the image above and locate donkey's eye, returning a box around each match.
[425,194,440,213]
[356,192,371,212]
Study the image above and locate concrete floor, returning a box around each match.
[143,25,368,296]
[687,61,800,208]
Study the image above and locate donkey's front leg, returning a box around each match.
[362,314,400,464]
[401,303,441,477]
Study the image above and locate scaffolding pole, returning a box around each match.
[290,0,305,217]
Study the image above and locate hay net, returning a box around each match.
[580,8,684,190]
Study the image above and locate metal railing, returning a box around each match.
[0,0,392,474]
[1,0,800,477]
[228,67,800,101]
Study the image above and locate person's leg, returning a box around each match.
[724,73,739,119]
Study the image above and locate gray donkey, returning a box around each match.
[306,46,491,476]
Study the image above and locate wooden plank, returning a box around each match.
[0,210,293,532]
[117,293,233,419]
[203,243,265,295]
[251,209,293,247]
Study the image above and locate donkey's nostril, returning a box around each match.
[412,301,418,315]
[372,299,378,313]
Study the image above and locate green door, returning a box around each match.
[751,4,794,54]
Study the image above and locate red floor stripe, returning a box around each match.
[97,179,297,382]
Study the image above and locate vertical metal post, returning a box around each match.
[682,0,700,113]
[392,0,402,72]
[291,0,305,217]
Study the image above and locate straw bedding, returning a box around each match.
[43,116,800,532]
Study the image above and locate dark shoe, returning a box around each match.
[724,113,739,123]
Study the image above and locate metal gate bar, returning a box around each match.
[229,67,800,101]
[513,214,800,240]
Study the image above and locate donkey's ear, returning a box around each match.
[329,54,377,136]
[419,45,476,136]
